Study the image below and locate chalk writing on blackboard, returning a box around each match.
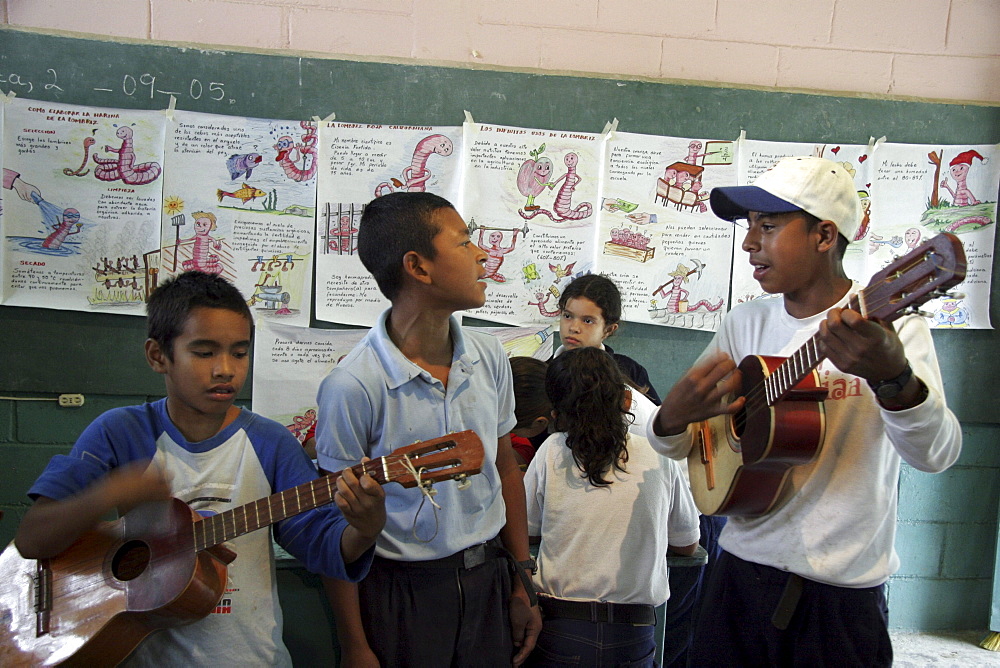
[0,67,235,105]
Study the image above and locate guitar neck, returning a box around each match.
[764,293,863,404]
[193,458,391,552]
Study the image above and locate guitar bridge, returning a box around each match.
[33,559,52,636]
[698,425,715,491]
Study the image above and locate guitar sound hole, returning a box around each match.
[731,406,747,439]
[112,540,151,581]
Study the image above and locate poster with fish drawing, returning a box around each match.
[252,320,553,448]
[313,122,463,326]
[869,142,997,329]
[1,97,165,313]
[596,130,737,332]
[729,138,875,307]
[460,120,606,326]
[158,109,316,328]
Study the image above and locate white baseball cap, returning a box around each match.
[710,156,862,242]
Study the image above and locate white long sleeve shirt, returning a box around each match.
[647,288,961,588]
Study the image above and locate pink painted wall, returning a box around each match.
[3,0,997,104]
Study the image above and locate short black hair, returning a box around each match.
[510,356,551,431]
[358,192,455,301]
[558,273,622,326]
[147,271,253,359]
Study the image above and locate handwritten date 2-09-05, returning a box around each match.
[0,68,235,105]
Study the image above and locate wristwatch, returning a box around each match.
[518,558,537,574]
[868,362,913,399]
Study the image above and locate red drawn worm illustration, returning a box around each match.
[520,153,592,222]
[375,134,454,196]
[63,136,95,177]
[93,126,161,185]
[275,121,318,182]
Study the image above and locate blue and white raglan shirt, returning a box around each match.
[28,399,373,667]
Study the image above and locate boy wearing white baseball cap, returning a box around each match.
[647,156,961,666]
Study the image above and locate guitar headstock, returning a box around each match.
[380,430,484,489]
[862,233,967,323]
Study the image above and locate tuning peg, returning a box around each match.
[455,474,471,491]
[944,291,965,300]
[421,480,437,496]
[909,308,933,318]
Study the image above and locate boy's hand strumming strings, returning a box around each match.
[103,460,172,514]
[655,350,745,438]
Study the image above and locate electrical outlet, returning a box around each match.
[58,393,85,408]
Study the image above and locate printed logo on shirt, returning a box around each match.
[189,496,233,505]
[212,587,239,615]
[818,369,864,400]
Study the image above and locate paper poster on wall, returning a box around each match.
[596,131,736,331]
[158,110,316,328]
[460,121,605,326]
[252,321,368,447]
[467,324,555,360]
[730,139,875,305]
[869,142,997,329]
[314,122,463,326]
[1,97,165,313]
[252,320,554,448]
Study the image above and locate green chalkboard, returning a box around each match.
[1,26,998,420]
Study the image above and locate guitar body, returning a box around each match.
[688,355,827,516]
[0,430,484,666]
[0,498,227,667]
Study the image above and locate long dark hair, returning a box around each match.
[545,347,630,487]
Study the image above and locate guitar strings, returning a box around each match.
[730,261,947,431]
[35,458,458,603]
[399,453,442,544]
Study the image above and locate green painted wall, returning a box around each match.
[1,27,998,638]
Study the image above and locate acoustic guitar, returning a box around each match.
[0,430,483,667]
[689,233,966,517]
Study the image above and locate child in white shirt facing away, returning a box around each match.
[523,346,699,667]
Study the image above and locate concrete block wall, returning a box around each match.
[892,423,1000,629]
[2,0,998,104]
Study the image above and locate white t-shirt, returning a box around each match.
[646,288,962,587]
[525,432,700,606]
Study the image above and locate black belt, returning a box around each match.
[538,595,656,626]
[378,538,505,570]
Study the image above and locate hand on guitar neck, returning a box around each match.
[818,307,924,410]
[652,350,746,438]
[331,460,387,563]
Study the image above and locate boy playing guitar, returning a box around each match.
[647,156,963,667]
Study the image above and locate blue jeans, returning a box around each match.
[526,617,656,667]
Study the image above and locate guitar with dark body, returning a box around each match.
[0,431,483,666]
[689,233,966,517]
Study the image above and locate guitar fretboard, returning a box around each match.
[761,293,863,406]
[192,457,392,552]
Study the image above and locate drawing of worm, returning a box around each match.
[519,153,592,222]
[41,208,83,249]
[528,287,562,317]
[551,153,592,220]
[375,134,454,197]
[181,212,224,275]
[63,134,96,177]
[275,121,318,182]
[92,126,162,185]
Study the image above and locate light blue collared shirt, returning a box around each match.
[316,309,516,561]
